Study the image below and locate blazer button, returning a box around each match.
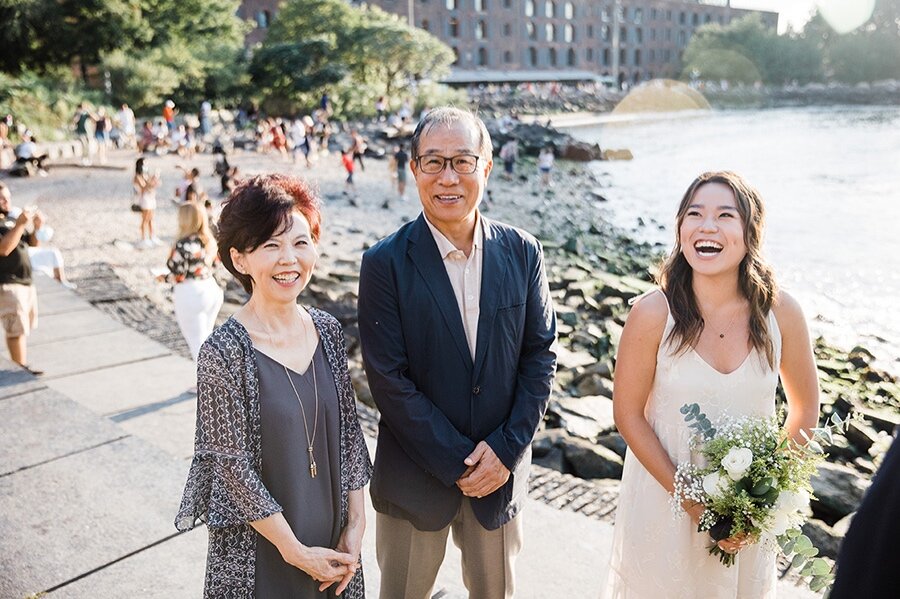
[472,386,481,395]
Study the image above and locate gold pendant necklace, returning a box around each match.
[284,359,319,478]
[254,304,319,478]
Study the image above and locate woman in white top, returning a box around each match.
[537,146,554,189]
[133,157,161,247]
[602,171,820,598]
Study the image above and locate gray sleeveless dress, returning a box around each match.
[254,343,342,598]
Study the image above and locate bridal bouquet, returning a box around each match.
[671,403,852,594]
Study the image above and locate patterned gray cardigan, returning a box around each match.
[175,308,373,598]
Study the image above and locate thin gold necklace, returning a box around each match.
[254,304,319,478]
[710,304,742,340]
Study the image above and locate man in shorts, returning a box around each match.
[0,182,41,375]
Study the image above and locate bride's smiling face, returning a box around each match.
[678,182,747,276]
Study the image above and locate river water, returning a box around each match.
[566,105,900,369]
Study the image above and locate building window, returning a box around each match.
[528,46,538,66]
[475,0,486,11]
[525,0,534,17]
[255,11,269,28]
[549,47,558,66]
[477,47,488,65]
[504,50,513,63]
[678,30,686,45]
[601,7,609,22]
[587,47,593,61]
[527,22,536,39]
[601,25,609,42]
[650,28,656,41]
[503,22,511,36]
[634,8,642,24]
[616,6,624,22]
[504,0,511,7]
[650,49,655,63]
[564,23,574,42]
[446,0,457,10]
[545,1,555,18]
[692,13,699,26]
[587,24,593,37]
[619,48,626,65]
[602,47,610,66]
[546,23,555,41]
[564,2,574,19]
[452,47,460,65]
[651,8,657,20]
[567,48,577,66]
[705,14,712,23]
[449,17,459,37]
[667,10,672,21]
[421,19,429,31]
[620,26,627,43]
[635,49,641,66]
[635,27,642,43]
[666,28,672,41]
[679,11,686,25]
[476,20,486,39]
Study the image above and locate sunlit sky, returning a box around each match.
[731,1,817,33]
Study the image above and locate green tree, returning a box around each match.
[681,15,823,84]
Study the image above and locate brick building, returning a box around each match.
[239,1,778,85]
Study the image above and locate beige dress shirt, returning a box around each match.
[424,215,484,362]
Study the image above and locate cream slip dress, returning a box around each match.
[602,289,782,599]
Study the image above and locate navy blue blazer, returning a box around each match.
[358,213,557,531]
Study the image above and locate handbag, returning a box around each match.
[131,202,142,212]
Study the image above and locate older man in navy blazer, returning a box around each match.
[358,107,557,599]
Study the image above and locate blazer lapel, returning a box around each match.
[407,215,473,369]
[473,218,510,380]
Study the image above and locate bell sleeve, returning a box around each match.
[175,338,281,531]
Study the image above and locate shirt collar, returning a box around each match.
[424,213,482,259]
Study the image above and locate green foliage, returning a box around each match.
[828,30,900,82]
[682,14,823,84]
[101,49,180,112]
[0,70,104,140]
[256,0,456,117]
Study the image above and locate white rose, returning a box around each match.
[769,510,792,536]
[721,447,754,481]
[702,471,728,499]
[775,489,810,514]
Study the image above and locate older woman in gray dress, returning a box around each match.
[175,174,372,598]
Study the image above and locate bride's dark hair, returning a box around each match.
[656,171,778,369]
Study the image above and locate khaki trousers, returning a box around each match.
[376,498,524,599]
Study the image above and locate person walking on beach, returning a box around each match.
[341,148,355,196]
[163,99,177,132]
[0,182,41,375]
[175,174,372,598]
[537,146,554,189]
[358,107,557,599]
[602,171,820,598]
[350,130,367,171]
[117,103,136,149]
[393,143,409,200]
[94,108,111,164]
[133,158,161,247]
[499,138,519,181]
[162,203,223,363]
[73,103,95,165]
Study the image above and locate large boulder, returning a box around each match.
[810,462,870,522]
[558,141,603,162]
[549,395,616,441]
[561,437,624,479]
[801,519,842,559]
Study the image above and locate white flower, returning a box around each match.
[769,510,792,536]
[775,489,810,514]
[721,447,754,481]
[702,471,728,499]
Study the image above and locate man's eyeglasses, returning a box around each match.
[414,154,480,175]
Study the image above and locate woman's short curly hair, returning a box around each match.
[216,174,321,293]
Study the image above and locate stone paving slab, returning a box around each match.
[47,355,195,415]
[32,272,68,296]
[28,328,170,379]
[0,387,125,476]
[29,309,123,346]
[36,289,96,316]
[113,392,199,460]
[0,436,189,598]
[53,528,206,599]
[0,356,45,400]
